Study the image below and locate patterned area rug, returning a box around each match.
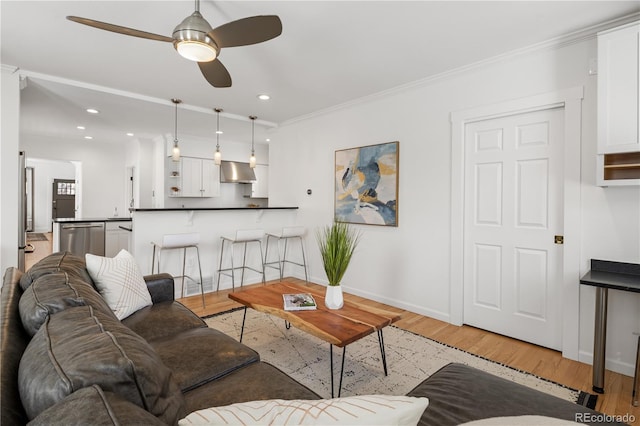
[26,233,48,242]
[205,308,583,403]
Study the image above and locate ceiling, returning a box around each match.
[2,1,639,146]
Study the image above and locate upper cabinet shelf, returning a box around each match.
[597,21,640,186]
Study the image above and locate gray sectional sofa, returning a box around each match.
[1,252,620,425]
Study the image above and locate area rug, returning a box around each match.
[26,233,48,242]
[205,308,588,404]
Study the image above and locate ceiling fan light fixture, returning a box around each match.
[175,38,217,62]
[173,11,217,62]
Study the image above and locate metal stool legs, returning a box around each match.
[151,236,205,308]
[216,232,266,291]
[264,231,308,283]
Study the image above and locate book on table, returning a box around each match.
[283,293,317,311]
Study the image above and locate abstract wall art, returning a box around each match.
[335,141,399,226]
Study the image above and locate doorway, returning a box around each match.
[463,107,564,350]
[52,179,76,220]
[450,87,584,359]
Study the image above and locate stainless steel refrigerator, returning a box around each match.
[18,151,26,271]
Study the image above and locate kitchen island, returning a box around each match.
[129,207,300,295]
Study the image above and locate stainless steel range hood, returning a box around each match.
[219,161,256,183]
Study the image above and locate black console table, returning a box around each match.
[580,259,640,393]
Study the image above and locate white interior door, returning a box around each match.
[463,107,564,350]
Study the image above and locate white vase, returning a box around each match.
[325,285,344,310]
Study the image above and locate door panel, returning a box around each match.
[52,179,76,220]
[464,108,564,350]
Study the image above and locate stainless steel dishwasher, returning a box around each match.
[59,222,105,257]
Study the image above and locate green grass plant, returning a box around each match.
[316,222,361,286]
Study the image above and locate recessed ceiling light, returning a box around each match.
[266,138,271,142]
[84,136,93,140]
[126,132,134,136]
[76,125,85,130]
[257,94,270,101]
[215,130,223,134]
[86,108,99,114]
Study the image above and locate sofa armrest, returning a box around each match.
[144,273,174,304]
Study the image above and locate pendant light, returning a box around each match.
[214,108,223,165]
[171,98,182,162]
[249,115,257,168]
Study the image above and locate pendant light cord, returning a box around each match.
[215,108,221,149]
[172,98,181,144]
[250,115,256,155]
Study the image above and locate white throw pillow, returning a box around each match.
[179,395,429,426]
[85,249,152,320]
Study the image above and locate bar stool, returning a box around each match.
[151,233,205,307]
[264,226,308,283]
[216,229,266,291]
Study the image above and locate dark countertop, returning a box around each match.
[130,207,298,212]
[53,217,133,223]
[579,259,640,293]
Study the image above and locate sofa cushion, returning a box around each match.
[183,362,321,414]
[19,272,116,336]
[85,250,152,320]
[28,385,166,426]
[150,327,260,392]
[18,306,184,423]
[407,363,614,426]
[20,252,94,291]
[122,301,206,342]
[179,395,429,426]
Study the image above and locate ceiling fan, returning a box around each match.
[67,0,282,88]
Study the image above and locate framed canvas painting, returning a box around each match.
[334,141,399,226]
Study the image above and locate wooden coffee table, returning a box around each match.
[228,281,401,397]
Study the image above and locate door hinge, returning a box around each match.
[554,235,564,245]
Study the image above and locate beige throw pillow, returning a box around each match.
[86,249,152,319]
[179,395,429,425]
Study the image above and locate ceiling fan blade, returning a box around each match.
[198,59,232,88]
[209,15,282,48]
[66,16,173,43]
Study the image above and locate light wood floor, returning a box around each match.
[180,278,640,424]
[24,239,639,423]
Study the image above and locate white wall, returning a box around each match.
[0,66,21,272]
[25,158,75,232]
[20,135,129,219]
[269,37,640,376]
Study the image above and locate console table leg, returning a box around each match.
[593,287,608,393]
[239,307,247,343]
[378,329,388,376]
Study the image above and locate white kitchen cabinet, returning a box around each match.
[596,21,640,186]
[171,157,220,197]
[245,164,268,198]
[105,221,131,257]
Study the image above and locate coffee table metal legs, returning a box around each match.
[329,330,388,398]
[329,345,347,398]
[239,307,248,343]
[378,329,388,376]
[238,308,390,398]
